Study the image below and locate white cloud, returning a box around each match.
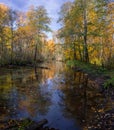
[27,0,74,31]
[0,0,74,38]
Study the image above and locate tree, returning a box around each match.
[58,1,75,61]
[7,9,18,64]
[83,0,89,62]
[27,6,51,64]
[0,4,9,54]
[105,1,114,68]
[58,0,113,67]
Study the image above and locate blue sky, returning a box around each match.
[0,0,74,39]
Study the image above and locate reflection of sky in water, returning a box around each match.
[31,77,79,130]
[0,62,100,130]
[8,88,29,119]
[1,62,111,130]
[0,66,80,130]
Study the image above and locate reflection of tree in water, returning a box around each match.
[0,71,13,121]
[1,63,113,129]
[14,68,53,117]
[0,67,53,121]
[58,71,113,130]
[0,91,9,121]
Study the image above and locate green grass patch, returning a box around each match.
[104,70,114,88]
[104,77,114,88]
[67,60,114,88]
[67,60,107,75]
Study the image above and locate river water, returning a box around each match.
[0,62,113,130]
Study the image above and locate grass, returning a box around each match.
[67,60,114,88]
[104,71,114,88]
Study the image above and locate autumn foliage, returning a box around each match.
[0,3,51,66]
[58,0,114,68]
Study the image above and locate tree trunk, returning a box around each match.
[73,42,77,60]
[34,43,38,65]
[83,0,89,63]
[11,26,14,64]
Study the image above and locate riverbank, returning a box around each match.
[67,60,114,88]
[0,60,51,69]
[67,60,114,130]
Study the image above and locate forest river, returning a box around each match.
[0,62,113,130]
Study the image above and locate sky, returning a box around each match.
[0,0,74,39]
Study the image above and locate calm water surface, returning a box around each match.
[0,62,112,130]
